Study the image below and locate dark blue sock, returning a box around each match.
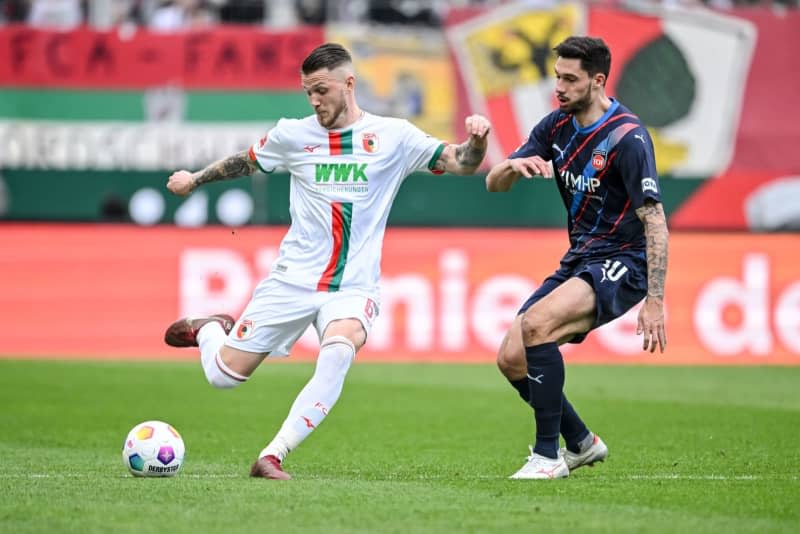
[510,378,529,403]
[511,377,589,452]
[525,342,564,459]
[561,395,589,453]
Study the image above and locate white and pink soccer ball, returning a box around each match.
[122,420,185,477]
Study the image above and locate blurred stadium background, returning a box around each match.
[2,2,800,533]
[1,0,799,364]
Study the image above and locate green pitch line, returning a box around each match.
[1,360,798,533]
[0,89,309,121]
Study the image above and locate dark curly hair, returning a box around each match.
[554,36,611,79]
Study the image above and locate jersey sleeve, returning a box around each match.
[248,119,289,173]
[400,119,448,175]
[509,112,558,160]
[614,127,661,208]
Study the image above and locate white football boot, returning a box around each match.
[561,434,608,471]
[509,446,569,480]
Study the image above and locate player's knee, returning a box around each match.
[495,326,526,379]
[496,349,525,379]
[520,310,553,344]
[203,352,248,389]
[314,336,356,383]
[319,336,356,367]
[206,373,243,389]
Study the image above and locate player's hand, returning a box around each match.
[167,170,196,196]
[637,296,666,353]
[464,114,491,140]
[509,156,553,179]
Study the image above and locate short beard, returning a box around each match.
[563,88,592,114]
[322,92,348,128]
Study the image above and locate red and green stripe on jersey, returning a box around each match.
[427,142,447,175]
[328,130,353,155]
[317,202,353,292]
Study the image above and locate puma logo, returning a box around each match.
[527,373,544,384]
[634,134,646,145]
[552,143,566,161]
[304,144,321,153]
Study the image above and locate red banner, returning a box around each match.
[0,25,324,89]
[666,9,800,230]
[729,10,800,173]
[1,224,798,365]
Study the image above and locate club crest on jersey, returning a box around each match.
[362,133,379,153]
[591,149,607,171]
[236,319,254,340]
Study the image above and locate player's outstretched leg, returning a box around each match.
[561,433,608,471]
[164,314,247,389]
[251,336,356,480]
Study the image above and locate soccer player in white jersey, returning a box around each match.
[163,43,492,479]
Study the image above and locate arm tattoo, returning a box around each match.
[454,137,487,170]
[192,150,259,188]
[636,201,669,300]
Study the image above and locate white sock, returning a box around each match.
[197,322,246,389]
[260,336,355,461]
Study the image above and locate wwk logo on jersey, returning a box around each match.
[314,163,369,193]
[315,163,368,183]
[591,149,607,171]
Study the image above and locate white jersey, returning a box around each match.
[248,112,446,294]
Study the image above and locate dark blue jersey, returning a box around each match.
[510,99,660,262]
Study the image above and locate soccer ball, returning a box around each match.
[122,420,185,477]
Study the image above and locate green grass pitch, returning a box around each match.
[1,360,798,533]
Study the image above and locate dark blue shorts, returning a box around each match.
[518,252,648,344]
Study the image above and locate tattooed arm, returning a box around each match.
[433,114,491,175]
[635,199,669,353]
[166,150,260,196]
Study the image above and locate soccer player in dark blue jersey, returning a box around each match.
[486,36,669,479]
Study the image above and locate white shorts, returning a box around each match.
[225,277,380,357]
